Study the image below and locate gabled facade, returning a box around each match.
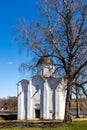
[17,76,66,120]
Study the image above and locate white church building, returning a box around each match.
[17,56,67,120]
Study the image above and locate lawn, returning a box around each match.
[0,121,87,130]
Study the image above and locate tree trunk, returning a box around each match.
[76,87,80,118]
[64,80,72,122]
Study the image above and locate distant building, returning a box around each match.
[17,56,66,120]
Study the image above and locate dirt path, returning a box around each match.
[0,118,87,127]
[73,118,87,121]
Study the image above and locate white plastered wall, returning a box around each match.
[17,77,66,120]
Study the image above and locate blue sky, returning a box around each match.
[0,0,38,98]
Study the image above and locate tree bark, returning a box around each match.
[64,80,72,122]
[76,87,80,118]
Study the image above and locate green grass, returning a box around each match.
[0,121,87,130]
[0,117,3,120]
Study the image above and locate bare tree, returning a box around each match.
[72,68,87,118]
[13,0,87,122]
[0,97,17,111]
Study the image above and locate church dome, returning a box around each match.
[37,56,53,66]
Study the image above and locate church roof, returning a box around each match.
[17,79,29,84]
[37,56,53,66]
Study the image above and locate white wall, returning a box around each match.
[17,76,66,120]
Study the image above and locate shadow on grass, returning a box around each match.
[0,114,17,120]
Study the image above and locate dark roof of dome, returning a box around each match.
[37,56,53,66]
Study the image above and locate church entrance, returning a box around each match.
[35,109,40,118]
